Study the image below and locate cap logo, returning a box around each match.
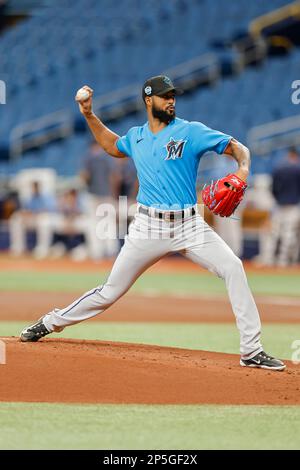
[144,86,152,95]
[163,76,172,86]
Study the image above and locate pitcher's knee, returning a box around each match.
[223,254,244,277]
[95,282,126,306]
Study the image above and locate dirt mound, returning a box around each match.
[0,338,299,405]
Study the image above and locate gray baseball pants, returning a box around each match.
[43,206,263,358]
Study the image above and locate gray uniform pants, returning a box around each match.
[43,207,262,358]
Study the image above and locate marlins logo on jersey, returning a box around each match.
[164,137,187,161]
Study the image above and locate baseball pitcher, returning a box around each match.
[20,75,285,371]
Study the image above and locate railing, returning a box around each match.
[233,35,268,68]
[247,114,300,154]
[249,0,300,37]
[9,53,220,161]
[9,110,74,161]
[164,53,220,87]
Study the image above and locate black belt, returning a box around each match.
[138,205,196,221]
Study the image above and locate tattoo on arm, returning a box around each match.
[225,139,250,174]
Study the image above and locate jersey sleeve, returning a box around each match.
[189,121,232,157]
[116,127,137,158]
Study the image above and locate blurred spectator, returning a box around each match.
[0,189,20,221]
[81,141,119,200]
[34,188,100,260]
[0,1,8,32]
[115,157,138,201]
[9,180,56,257]
[209,154,243,257]
[80,141,119,259]
[262,147,300,266]
[114,158,138,241]
[245,174,274,264]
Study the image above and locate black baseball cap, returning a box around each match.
[142,75,183,101]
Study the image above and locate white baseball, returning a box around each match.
[76,88,90,101]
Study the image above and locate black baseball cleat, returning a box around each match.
[20,318,51,342]
[240,351,286,371]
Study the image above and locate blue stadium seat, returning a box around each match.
[0,0,294,176]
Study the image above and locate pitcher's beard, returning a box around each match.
[151,105,175,124]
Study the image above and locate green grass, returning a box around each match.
[1,266,299,450]
[1,319,298,450]
[0,403,299,449]
[2,321,297,360]
[1,271,300,296]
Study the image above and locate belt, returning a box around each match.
[138,205,196,221]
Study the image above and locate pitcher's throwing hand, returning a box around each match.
[75,85,94,116]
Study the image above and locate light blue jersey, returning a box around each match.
[116,117,232,209]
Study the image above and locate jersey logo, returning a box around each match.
[163,76,173,86]
[164,138,187,160]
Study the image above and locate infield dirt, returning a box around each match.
[1,291,300,323]
[1,338,299,405]
[1,256,299,406]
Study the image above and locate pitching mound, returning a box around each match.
[0,338,299,405]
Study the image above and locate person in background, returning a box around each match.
[34,188,99,260]
[116,157,138,201]
[9,180,57,257]
[0,1,8,33]
[114,157,138,242]
[0,188,20,222]
[80,141,120,259]
[264,147,300,266]
[201,154,244,257]
[245,174,274,266]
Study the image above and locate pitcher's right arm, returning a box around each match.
[75,86,126,159]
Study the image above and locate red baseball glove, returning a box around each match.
[202,173,247,217]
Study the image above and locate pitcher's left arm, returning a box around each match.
[224,138,250,182]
